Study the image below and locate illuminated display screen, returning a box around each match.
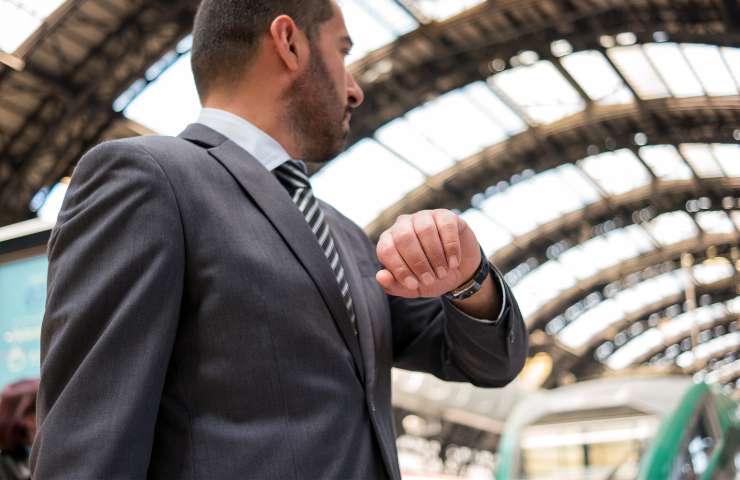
[0,254,46,387]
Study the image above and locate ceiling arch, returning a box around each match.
[0,0,198,226]
[349,0,740,143]
[364,95,740,240]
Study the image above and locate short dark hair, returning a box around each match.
[191,0,334,100]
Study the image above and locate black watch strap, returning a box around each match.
[444,248,489,301]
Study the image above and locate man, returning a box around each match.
[31,0,527,478]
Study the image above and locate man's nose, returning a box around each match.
[346,71,364,108]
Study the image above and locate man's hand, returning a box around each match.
[375,209,481,298]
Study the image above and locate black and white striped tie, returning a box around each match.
[274,160,358,335]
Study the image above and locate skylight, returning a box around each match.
[311,138,425,226]
[490,60,585,124]
[638,145,694,181]
[680,144,725,178]
[560,50,633,104]
[340,0,417,63]
[578,149,652,195]
[409,0,486,21]
[558,264,735,352]
[607,46,670,99]
[0,0,66,53]
[607,302,733,370]
[643,43,704,97]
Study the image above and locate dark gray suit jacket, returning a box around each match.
[31,124,527,479]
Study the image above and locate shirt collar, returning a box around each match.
[196,108,292,171]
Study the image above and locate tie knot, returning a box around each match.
[274,160,310,194]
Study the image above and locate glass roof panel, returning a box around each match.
[459,208,512,257]
[512,261,576,318]
[695,211,736,235]
[679,144,725,177]
[0,0,65,53]
[607,46,670,99]
[646,211,698,246]
[490,60,586,124]
[557,245,598,280]
[560,50,633,104]
[375,118,454,176]
[721,47,740,85]
[123,53,200,136]
[340,0,408,63]
[638,145,694,180]
[410,0,486,21]
[311,138,425,226]
[608,302,729,370]
[556,164,603,204]
[692,260,735,285]
[677,332,740,369]
[623,224,656,253]
[405,90,507,161]
[607,329,664,369]
[711,144,740,176]
[479,187,539,236]
[533,167,590,215]
[350,0,418,35]
[559,298,625,350]
[462,82,526,135]
[578,149,652,195]
[682,44,738,96]
[518,170,579,222]
[643,43,704,97]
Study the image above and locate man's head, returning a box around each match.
[191,0,364,163]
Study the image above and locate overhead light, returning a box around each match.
[633,132,648,146]
[490,58,506,73]
[599,35,616,49]
[0,50,25,71]
[517,50,539,66]
[551,39,573,58]
[653,31,669,43]
[616,32,638,46]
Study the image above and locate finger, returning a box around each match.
[433,209,461,270]
[376,229,419,291]
[376,269,418,297]
[391,215,436,287]
[412,211,448,280]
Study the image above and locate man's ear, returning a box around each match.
[269,15,306,72]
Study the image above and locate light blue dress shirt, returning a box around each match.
[197,107,291,172]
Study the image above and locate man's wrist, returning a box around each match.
[444,248,489,301]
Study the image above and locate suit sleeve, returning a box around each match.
[390,267,528,388]
[30,141,184,479]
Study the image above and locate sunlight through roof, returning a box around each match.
[0,0,65,53]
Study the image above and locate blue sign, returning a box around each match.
[0,255,46,387]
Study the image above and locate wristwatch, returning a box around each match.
[443,248,489,301]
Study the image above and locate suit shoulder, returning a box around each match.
[78,135,203,173]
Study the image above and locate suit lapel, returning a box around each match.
[179,124,365,382]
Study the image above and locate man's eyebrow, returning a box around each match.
[341,35,354,47]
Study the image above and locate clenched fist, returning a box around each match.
[375,209,482,298]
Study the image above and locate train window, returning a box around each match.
[671,400,720,479]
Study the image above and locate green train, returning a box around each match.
[494,376,740,480]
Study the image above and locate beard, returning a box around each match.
[284,42,350,164]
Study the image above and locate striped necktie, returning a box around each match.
[273,160,358,335]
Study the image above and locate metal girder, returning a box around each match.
[492,185,740,275]
[566,288,740,381]
[0,0,198,226]
[544,270,738,387]
[365,96,740,241]
[347,0,740,144]
[526,234,739,332]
